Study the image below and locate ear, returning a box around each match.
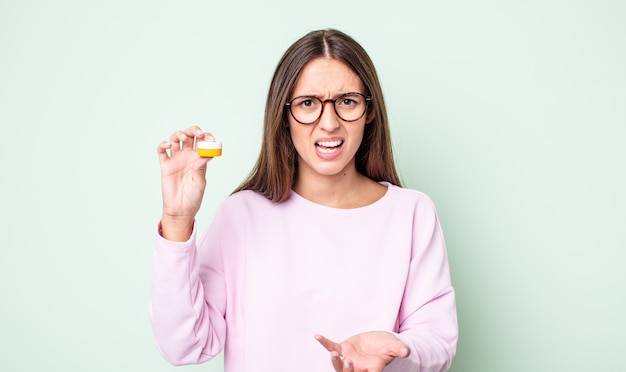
[365,108,375,124]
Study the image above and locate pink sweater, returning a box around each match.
[150,183,457,371]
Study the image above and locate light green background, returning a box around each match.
[1,1,624,371]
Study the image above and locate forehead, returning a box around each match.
[293,57,364,95]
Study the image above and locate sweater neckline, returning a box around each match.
[287,181,395,214]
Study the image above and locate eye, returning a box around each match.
[301,99,315,107]
[292,96,320,110]
[337,94,362,108]
[340,98,357,107]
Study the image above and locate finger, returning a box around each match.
[169,130,194,153]
[194,132,216,155]
[197,132,216,145]
[157,141,172,163]
[396,345,410,358]
[330,351,343,372]
[342,359,354,372]
[182,126,204,138]
[387,341,410,359]
[193,156,211,172]
[181,127,218,147]
[314,334,341,353]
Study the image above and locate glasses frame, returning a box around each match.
[285,92,373,125]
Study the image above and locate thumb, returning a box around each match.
[387,340,410,359]
[314,334,341,353]
[193,156,211,173]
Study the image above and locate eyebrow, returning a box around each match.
[291,91,364,99]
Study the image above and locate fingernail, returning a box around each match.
[344,360,352,369]
[196,129,203,135]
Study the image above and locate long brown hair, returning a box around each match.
[233,29,401,202]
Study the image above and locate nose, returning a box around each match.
[317,101,340,132]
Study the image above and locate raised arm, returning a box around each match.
[149,127,226,365]
[157,126,212,242]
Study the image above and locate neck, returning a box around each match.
[293,165,384,209]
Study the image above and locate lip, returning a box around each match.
[314,137,344,160]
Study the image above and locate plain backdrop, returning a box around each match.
[1,1,625,371]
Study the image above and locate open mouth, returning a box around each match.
[315,140,344,154]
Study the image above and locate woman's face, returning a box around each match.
[288,57,367,181]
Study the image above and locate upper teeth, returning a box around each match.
[317,140,342,147]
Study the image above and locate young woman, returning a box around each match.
[151,29,457,372]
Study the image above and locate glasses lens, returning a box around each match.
[290,96,322,124]
[334,93,367,121]
[288,93,370,124]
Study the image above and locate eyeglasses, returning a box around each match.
[285,92,372,125]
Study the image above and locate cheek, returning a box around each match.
[350,125,366,147]
[288,121,309,152]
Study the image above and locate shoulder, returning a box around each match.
[225,189,272,204]
[204,190,277,236]
[215,190,277,216]
[385,183,437,208]
[229,189,287,207]
[381,184,442,225]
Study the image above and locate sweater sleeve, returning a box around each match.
[149,221,226,365]
[385,196,458,372]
